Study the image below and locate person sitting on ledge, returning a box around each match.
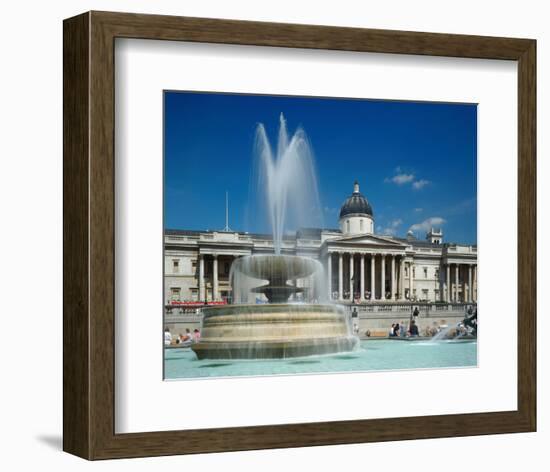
[164,328,172,346]
[409,319,419,337]
[393,323,401,337]
[182,328,193,342]
[388,323,396,337]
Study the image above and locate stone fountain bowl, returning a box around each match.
[232,254,318,280]
[192,303,360,360]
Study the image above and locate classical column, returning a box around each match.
[199,254,205,302]
[370,254,376,301]
[338,252,343,301]
[455,264,459,303]
[390,255,396,300]
[468,264,473,303]
[349,253,354,300]
[446,264,451,302]
[464,266,468,302]
[473,265,478,302]
[409,262,414,300]
[212,254,219,301]
[327,253,332,299]
[399,257,405,300]
[380,254,386,300]
[439,264,445,302]
[360,254,365,302]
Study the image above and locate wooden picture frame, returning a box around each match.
[63,10,536,460]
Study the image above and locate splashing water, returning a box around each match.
[253,113,323,254]
[431,322,461,342]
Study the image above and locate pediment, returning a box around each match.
[327,234,407,248]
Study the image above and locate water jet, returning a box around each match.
[192,115,359,359]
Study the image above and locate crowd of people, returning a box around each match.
[386,305,477,338]
[164,327,201,346]
[388,319,420,338]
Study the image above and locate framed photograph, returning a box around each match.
[63,11,536,459]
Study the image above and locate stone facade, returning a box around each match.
[164,182,477,307]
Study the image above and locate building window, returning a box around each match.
[405,266,409,277]
[172,259,179,273]
[170,287,181,301]
[422,289,429,300]
[423,267,428,278]
[346,220,350,233]
[190,288,198,301]
[224,262,230,275]
[360,219,364,232]
[435,269,440,279]
[412,267,416,278]
[191,260,197,270]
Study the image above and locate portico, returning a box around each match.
[324,239,408,302]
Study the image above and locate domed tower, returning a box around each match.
[339,181,374,235]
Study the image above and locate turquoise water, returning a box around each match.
[164,339,477,380]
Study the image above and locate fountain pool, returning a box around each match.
[166,339,477,380]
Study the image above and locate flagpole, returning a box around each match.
[223,191,232,232]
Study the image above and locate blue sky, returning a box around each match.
[164,92,477,244]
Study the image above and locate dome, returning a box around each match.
[339,181,373,219]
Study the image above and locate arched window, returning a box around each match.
[346,220,350,233]
[360,219,364,232]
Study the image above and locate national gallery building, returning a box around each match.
[164,182,477,306]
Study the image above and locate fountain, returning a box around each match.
[191,114,359,360]
[429,309,478,342]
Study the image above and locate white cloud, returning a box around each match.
[409,217,445,234]
[412,179,430,190]
[394,174,415,185]
[385,168,431,190]
[385,173,415,185]
[414,207,423,212]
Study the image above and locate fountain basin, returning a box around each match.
[233,254,319,280]
[231,254,322,303]
[192,303,359,359]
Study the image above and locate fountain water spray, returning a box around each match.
[253,113,323,254]
[192,115,359,359]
